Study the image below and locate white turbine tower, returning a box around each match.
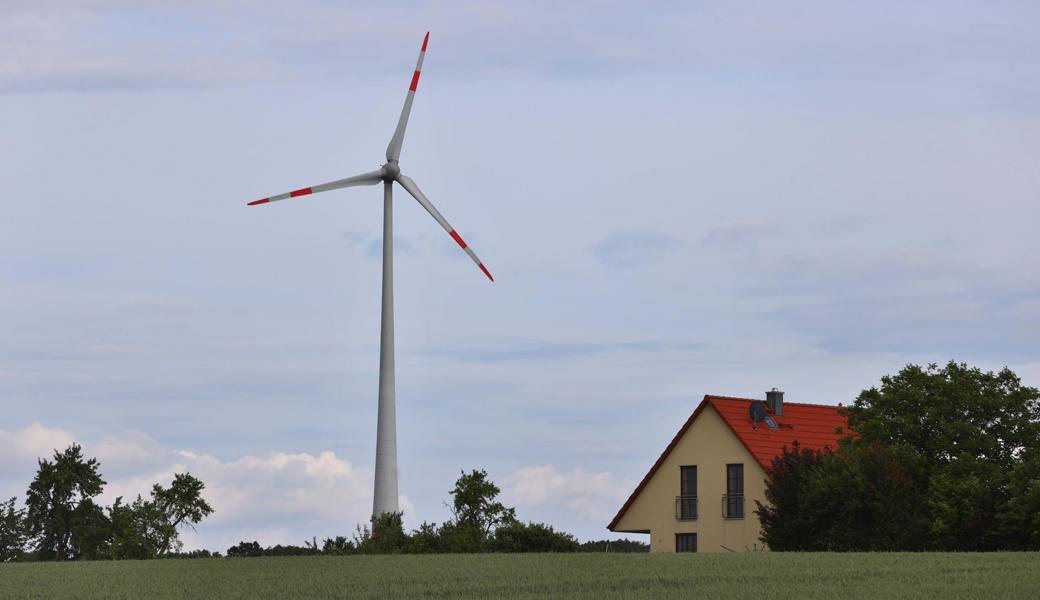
[247,32,492,521]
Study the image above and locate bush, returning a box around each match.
[226,541,263,558]
[489,521,579,553]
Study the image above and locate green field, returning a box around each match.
[1,553,1038,599]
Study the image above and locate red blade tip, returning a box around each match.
[422,32,429,52]
[248,198,270,206]
[479,263,494,282]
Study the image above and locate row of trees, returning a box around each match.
[758,362,1040,551]
[226,470,647,556]
[1,453,646,561]
[0,445,213,561]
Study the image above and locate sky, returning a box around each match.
[2,1,1039,550]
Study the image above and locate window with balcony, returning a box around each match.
[723,463,744,519]
[676,465,697,520]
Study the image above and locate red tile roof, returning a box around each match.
[607,395,848,531]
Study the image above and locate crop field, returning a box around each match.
[1,552,1038,599]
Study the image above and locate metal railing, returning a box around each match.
[721,494,744,519]
[674,495,698,520]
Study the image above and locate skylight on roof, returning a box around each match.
[764,415,780,429]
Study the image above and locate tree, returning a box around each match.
[844,361,1040,550]
[107,473,213,559]
[759,442,929,551]
[798,443,927,551]
[845,362,1040,470]
[226,541,263,557]
[24,444,107,560]
[69,498,112,560]
[0,497,27,562]
[759,362,1040,551]
[997,448,1040,549]
[109,495,163,560]
[150,473,213,556]
[354,512,407,554]
[756,442,829,551]
[405,521,445,554]
[441,469,516,552]
[319,535,355,555]
[489,521,579,553]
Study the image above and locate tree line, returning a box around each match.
[224,470,647,556]
[0,444,213,561]
[0,451,645,561]
[758,361,1040,551]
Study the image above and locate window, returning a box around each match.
[677,466,697,520]
[725,463,744,519]
[676,533,697,553]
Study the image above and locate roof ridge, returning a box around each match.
[706,394,844,409]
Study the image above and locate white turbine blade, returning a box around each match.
[247,169,384,206]
[385,32,429,163]
[396,174,493,281]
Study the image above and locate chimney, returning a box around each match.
[766,388,784,416]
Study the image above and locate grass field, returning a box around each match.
[1,552,1038,599]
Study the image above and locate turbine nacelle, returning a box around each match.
[381,161,401,181]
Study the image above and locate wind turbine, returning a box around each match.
[247,32,492,521]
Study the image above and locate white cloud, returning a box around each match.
[0,422,76,475]
[505,464,626,521]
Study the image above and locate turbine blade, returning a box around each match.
[247,169,384,206]
[385,32,429,163]
[396,174,493,282]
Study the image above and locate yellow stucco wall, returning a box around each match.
[612,404,768,553]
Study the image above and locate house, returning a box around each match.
[607,390,847,553]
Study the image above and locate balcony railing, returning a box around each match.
[675,495,697,520]
[721,494,744,519]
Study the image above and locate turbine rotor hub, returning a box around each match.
[382,162,401,181]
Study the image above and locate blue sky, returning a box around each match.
[2,1,1039,549]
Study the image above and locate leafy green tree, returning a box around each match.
[0,497,27,562]
[150,473,213,556]
[760,362,1040,551]
[996,448,1040,549]
[108,473,213,559]
[355,511,407,554]
[109,495,163,560]
[845,361,1040,550]
[226,541,263,557]
[756,442,829,551]
[489,521,579,553]
[405,521,445,554]
[69,498,112,560]
[759,443,928,551]
[319,535,355,555]
[845,362,1040,469]
[24,444,106,560]
[800,443,927,551]
[439,469,516,552]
